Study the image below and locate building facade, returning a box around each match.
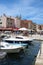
[32,22,36,31]
[14,17,21,28]
[36,24,43,32]
[20,20,33,29]
[0,14,15,28]
[0,14,43,31]
[0,16,3,27]
[40,25,43,30]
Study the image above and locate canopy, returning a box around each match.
[19,27,28,31]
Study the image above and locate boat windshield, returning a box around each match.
[3,40,14,43]
[21,41,29,43]
[2,40,29,44]
[15,41,29,44]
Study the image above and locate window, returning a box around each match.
[0,19,1,21]
[0,22,2,24]
[4,40,14,43]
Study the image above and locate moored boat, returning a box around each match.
[0,35,33,53]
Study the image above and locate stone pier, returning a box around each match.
[35,41,43,65]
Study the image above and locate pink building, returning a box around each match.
[0,14,15,28]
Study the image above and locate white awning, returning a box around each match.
[19,27,28,31]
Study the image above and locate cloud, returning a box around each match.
[0,0,43,24]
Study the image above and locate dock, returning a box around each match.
[35,42,43,65]
[31,34,43,41]
[31,35,43,65]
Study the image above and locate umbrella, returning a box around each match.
[19,27,29,36]
[19,27,28,31]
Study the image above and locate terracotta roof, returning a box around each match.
[21,20,32,23]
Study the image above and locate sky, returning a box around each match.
[0,0,43,24]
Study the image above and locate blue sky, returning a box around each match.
[0,0,43,24]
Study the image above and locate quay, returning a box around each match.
[30,34,43,65]
[35,41,43,65]
[30,34,43,41]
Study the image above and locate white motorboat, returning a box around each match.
[0,35,33,53]
[0,42,24,53]
[0,51,7,59]
[3,35,33,42]
[0,36,29,53]
[0,33,10,40]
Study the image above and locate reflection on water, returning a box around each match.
[0,40,42,65]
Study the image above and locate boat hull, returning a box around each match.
[1,47,23,53]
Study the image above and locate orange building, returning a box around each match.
[38,25,43,30]
[20,20,32,29]
[41,25,43,30]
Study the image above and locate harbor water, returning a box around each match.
[0,40,42,65]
